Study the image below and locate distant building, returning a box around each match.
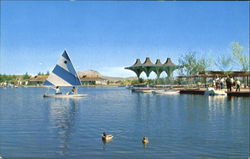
[28,75,48,85]
[78,70,137,85]
[27,70,136,86]
[78,70,108,85]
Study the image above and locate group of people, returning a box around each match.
[213,78,224,90]
[225,76,241,92]
[226,76,241,92]
[213,76,241,92]
[55,86,77,95]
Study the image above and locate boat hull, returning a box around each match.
[43,94,87,98]
[204,88,227,96]
[153,90,180,94]
[131,88,153,93]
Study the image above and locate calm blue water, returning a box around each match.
[0,87,249,159]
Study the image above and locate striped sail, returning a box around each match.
[43,50,81,86]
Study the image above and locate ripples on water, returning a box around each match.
[0,87,249,159]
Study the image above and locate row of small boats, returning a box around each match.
[130,87,227,96]
[153,90,180,94]
[131,88,180,95]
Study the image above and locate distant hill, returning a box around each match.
[78,70,102,79]
[102,75,137,81]
[78,70,137,81]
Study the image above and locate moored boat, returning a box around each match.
[43,94,87,98]
[131,88,153,93]
[152,90,180,94]
[204,87,227,96]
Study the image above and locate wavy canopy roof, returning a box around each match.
[125,57,181,78]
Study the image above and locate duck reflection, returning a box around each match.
[48,98,79,156]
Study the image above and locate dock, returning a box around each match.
[131,87,250,97]
[182,88,250,97]
[179,89,205,95]
[179,89,250,97]
[226,91,250,97]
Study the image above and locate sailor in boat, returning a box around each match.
[55,86,62,95]
[65,87,77,95]
[70,86,77,95]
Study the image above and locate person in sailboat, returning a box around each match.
[55,86,62,95]
[71,86,77,94]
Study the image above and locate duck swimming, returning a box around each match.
[142,137,149,144]
[102,132,113,141]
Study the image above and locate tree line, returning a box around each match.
[178,42,248,76]
[122,42,248,86]
[0,73,30,83]
[0,42,248,85]
[0,71,49,83]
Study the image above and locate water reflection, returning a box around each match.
[208,95,248,117]
[135,93,142,122]
[208,96,227,117]
[135,93,154,128]
[143,143,148,148]
[1,87,248,158]
[102,138,113,151]
[47,98,79,157]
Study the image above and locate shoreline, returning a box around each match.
[1,85,249,97]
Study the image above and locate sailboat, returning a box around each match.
[43,50,87,98]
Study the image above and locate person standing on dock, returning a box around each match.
[226,76,231,92]
[230,77,234,92]
[213,79,216,89]
[220,78,224,89]
[235,79,241,92]
[216,79,220,90]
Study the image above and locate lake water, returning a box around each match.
[0,87,249,159]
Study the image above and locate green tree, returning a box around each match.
[231,42,249,71]
[0,74,17,83]
[215,56,233,71]
[22,72,30,80]
[178,52,211,76]
[138,78,144,83]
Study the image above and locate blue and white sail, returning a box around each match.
[43,50,81,86]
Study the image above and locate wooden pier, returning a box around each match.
[131,87,250,97]
[226,91,250,97]
[179,89,205,95]
[179,89,250,97]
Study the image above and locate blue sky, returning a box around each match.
[0,1,249,78]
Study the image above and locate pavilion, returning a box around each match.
[125,57,181,79]
[177,70,250,86]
